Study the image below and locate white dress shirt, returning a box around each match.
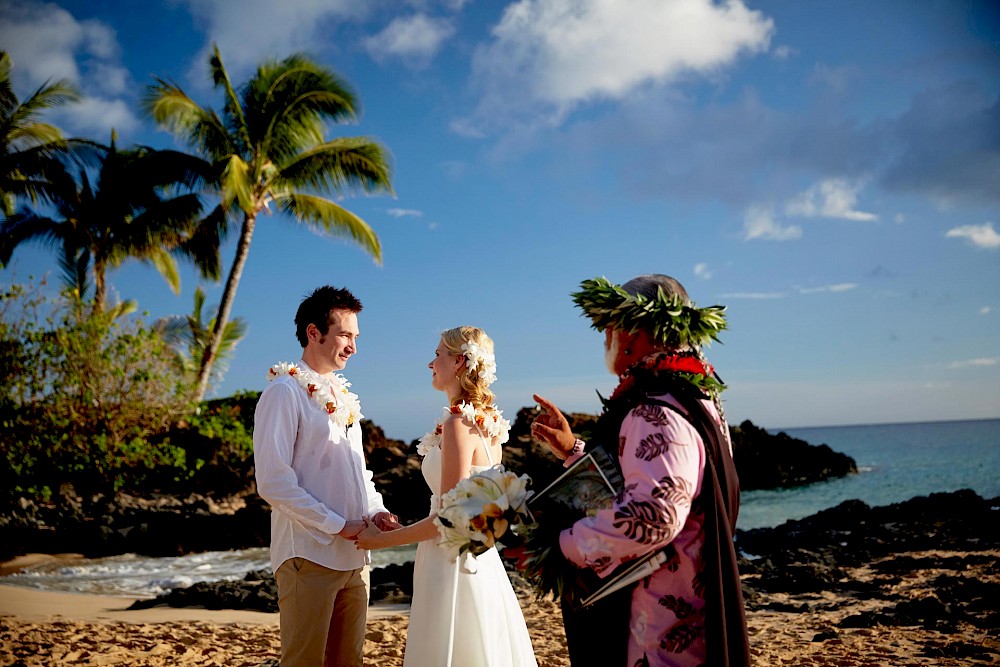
[253,360,387,572]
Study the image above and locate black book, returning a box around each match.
[527,447,667,609]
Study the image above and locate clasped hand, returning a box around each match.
[353,517,384,550]
[340,511,400,543]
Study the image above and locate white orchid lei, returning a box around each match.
[267,362,363,428]
[416,402,511,456]
[460,342,497,386]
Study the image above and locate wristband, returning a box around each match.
[567,438,585,458]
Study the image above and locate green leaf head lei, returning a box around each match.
[571,276,727,350]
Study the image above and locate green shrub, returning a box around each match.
[0,280,195,498]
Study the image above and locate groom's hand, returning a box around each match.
[338,520,366,540]
[531,394,576,460]
[372,511,402,531]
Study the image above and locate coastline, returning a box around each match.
[0,549,1000,667]
[2,488,997,665]
[3,549,997,667]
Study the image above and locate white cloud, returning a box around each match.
[365,14,454,67]
[772,45,795,59]
[449,118,487,139]
[945,222,1000,249]
[718,292,786,300]
[741,205,802,241]
[694,262,712,279]
[808,63,853,94]
[797,283,858,294]
[180,0,364,81]
[981,306,992,315]
[0,2,137,137]
[949,357,1000,369]
[60,97,140,136]
[785,178,877,221]
[466,0,773,127]
[387,208,423,218]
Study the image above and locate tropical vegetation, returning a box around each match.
[0,51,80,218]
[0,46,395,502]
[0,132,219,313]
[155,286,248,387]
[144,45,394,401]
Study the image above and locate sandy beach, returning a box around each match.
[2,547,997,667]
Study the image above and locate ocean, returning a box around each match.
[3,418,997,598]
[738,417,1000,530]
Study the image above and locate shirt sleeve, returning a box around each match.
[253,381,347,539]
[353,425,388,516]
[559,404,704,577]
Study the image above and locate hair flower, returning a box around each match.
[460,342,498,386]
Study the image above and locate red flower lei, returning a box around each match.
[609,352,715,402]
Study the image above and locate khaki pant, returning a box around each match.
[275,558,370,667]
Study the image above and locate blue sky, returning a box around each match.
[1,0,998,441]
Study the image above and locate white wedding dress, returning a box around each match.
[403,439,537,667]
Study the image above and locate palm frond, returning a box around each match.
[220,154,254,212]
[142,80,235,160]
[277,138,393,195]
[147,247,181,295]
[277,192,382,264]
[178,204,228,281]
[209,44,251,153]
[154,314,195,350]
[0,52,15,115]
[246,56,359,163]
[57,243,91,301]
[0,209,64,265]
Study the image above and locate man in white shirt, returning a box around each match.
[254,285,399,667]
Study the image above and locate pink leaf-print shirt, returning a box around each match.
[560,395,728,666]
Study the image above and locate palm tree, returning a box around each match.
[0,132,219,313]
[0,51,80,218]
[143,45,393,401]
[155,286,247,387]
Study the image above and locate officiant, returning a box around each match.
[529,274,750,667]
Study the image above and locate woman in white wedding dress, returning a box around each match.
[355,326,537,667]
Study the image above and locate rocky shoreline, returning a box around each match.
[2,489,997,666]
[0,411,856,561]
[107,488,1000,664]
[123,490,998,645]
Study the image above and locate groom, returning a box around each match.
[254,285,399,667]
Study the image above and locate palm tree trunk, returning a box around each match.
[92,257,106,315]
[192,212,256,402]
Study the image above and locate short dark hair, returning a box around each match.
[295,286,363,347]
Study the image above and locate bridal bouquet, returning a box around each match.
[434,467,533,561]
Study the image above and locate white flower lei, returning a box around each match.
[267,362,363,428]
[460,342,497,386]
[417,402,511,456]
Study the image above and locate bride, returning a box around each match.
[355,326,537,667]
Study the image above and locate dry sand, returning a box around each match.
[1,550,997,666]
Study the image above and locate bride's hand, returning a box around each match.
[354,519,383,550]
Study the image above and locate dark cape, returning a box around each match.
[560,368,750,667]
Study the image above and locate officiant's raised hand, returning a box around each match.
[530,394,577,460]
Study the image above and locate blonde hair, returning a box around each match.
[440,326,496,411]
